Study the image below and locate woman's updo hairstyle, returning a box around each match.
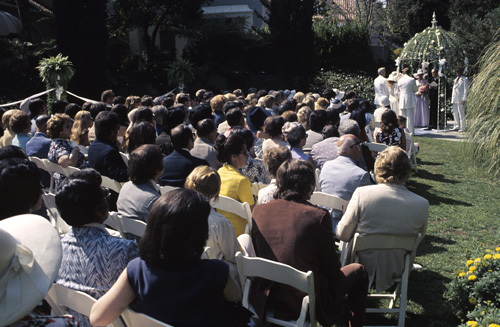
[185,165,221,201]
[215,134,246,164]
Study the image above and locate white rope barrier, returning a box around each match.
[0,89,55,108]
[65,91,98,104]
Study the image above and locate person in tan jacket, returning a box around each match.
[337,146,428,292]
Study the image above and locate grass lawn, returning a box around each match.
[363,136,500,327]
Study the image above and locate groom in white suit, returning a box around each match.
[374,67,389,106]
[451,68,469,131]
[397,67,418,134]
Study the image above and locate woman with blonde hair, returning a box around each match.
[185,165,243,291]
[71,110,92,152]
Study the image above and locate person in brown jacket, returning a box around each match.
[251,159,368,327]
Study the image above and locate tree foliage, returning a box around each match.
[261,0,315,89]
[313,18,373,71]
[108,0,205,58]
[449,0,500,67]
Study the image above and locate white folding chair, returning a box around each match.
[366,142,388,153]
[45,283,124,327]
[101,175,123,194]
[42,159,71,192]
[404,131,418,173]
[235,252,316,327]
[211,195,253,234]
[42,191,70,235]
[159,185,179,195]
[120,152,129,167]
[314,168,321,191]
[107,211,147,239]
[347,233,423,327]
[309,191,347,212]
[251,182,268,197]
[121,308,174,327]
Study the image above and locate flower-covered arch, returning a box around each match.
[398,13,468,76]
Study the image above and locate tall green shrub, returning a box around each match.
[37,54,75,114]
[313,19,373,72]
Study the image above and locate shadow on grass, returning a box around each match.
[407,179,472,207]
[417,159,444,166]
[405,269,459,327]
[413,169,459,185]
[417,234,456,256]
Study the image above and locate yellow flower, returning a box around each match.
[474,258,482,263]
[488,324,500,327]
[486,249,492,253]
[484,254,492,259]
[469,297,477,305]
[466,259,474,266]
[466,321,478,326]
[494,253,500,260]
[496,247,500,252]
[489,270,493,272]
[459,272,466,277]
[468,275,477,281]
[469,266,477,272]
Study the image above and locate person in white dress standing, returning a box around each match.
[397,68,419,134]
[451,68,469,131]
[374,67,390,106]
[387,71,400,116]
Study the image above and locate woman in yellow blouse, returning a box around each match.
[215,134,254,236]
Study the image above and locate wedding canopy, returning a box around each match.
[398,13,467,76]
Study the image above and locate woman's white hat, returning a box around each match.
[413,69,425,78]
[0,214,62,326]
[332,89,345,100]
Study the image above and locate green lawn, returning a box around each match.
[364,136,500,327]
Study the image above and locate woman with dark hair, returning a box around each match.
[375,109,406,149]
[185,166,243,292]
[261,115,286,156]
[126,121,157,153]
[56,169,138,327]
[251,159,368,327]
[215,134,255,236]
[117,144,163,222]
[350,108,368,142]
[230,127,269,184]
[90,189,241,327]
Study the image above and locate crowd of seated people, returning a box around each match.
[0,86,427,326]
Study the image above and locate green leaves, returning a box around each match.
[36,53,75,87]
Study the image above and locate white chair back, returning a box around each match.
[120,152,129,167]
[309,191,346,212]
[366,142,388,153]
[235,252,316,327]
[42,191,70,235]
[251,182,268,197]
[45,283,124,327]
[314,168,321,191]
[211,195,253,234]
[107,211,147,239]
[404,131,418,173]
[348,233,423,327]
[121,308,174,327]
[159,185,179,195]
[101,175,123,194]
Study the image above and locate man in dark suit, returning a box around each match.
[88,111,129,183]
[159,124,208,187]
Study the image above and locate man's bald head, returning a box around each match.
[337,134,362,160]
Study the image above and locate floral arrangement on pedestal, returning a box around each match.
[446,246,500,326]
